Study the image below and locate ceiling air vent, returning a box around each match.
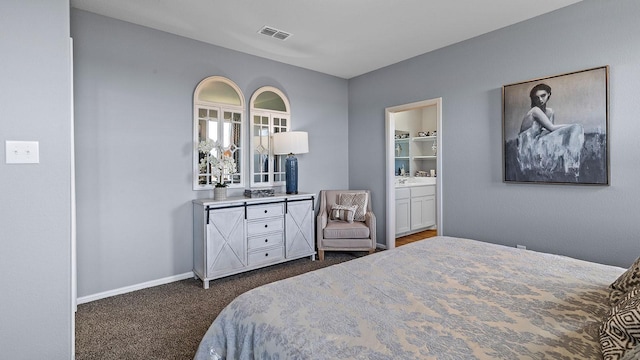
[272,31,291,40]
[258,26,292,41]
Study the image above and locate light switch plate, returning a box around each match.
[6,141,39,164]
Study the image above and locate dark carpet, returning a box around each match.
[75,252,364,360]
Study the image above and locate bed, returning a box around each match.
[194,236,632,359]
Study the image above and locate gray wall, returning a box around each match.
[0,0,73,358]
[348,0,640,267]
[71,9,349,297]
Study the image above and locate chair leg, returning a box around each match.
[318,250,324,261]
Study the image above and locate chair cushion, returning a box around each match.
[320,237,374,249]
[323,221,370,239]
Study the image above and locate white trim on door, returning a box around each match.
[385,98,443,249]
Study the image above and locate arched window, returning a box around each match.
[193,76,245,190]
[250,87,291,186]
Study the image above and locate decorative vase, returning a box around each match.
[213,187,227,201]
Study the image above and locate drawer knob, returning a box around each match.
[264,239,268,243]
[264,210,268,213]
[264,224,268,228]
[265,253,269,257]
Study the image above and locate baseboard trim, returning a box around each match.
[77,271,195,304]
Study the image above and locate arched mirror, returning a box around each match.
[250,86,291,187]
[193,76,245,190]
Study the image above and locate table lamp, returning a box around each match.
[272,131,309,194]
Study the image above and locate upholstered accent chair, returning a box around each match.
[316,190,376,261]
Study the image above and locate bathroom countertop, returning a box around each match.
[395,177,436,188]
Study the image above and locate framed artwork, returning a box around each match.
[502,66,609,185]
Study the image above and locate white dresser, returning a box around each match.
[193,193,315,289]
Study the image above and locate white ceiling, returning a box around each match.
[70,0,582,79]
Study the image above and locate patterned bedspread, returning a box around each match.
[194,236,624,359]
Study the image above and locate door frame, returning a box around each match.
[385,98,443,249]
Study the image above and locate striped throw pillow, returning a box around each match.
[329,204,357,223]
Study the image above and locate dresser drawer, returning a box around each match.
[248,246,284,266]
[247,218,283,236]
[248,233,283,251]
[246,203,284,220]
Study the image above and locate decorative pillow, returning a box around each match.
[338,193,368,222]
[610,256,640,305]
[329,204,357,223]
[600,286,640,360]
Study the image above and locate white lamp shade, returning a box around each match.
[272,131,309,155]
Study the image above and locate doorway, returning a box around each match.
[385,98,443,250]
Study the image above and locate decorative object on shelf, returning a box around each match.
[244,188,275,198]
[395,143,402,156]
[213,187,227,201]
[418,131,428,137]
[272,131,309,194]
[431,140,437,155]
[198,139,238,192]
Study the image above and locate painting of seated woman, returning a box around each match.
[502,67,609,185]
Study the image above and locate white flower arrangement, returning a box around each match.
[198,139,237,187]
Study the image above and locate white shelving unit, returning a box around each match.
[394,137,410,176]
[410,136,437,176]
